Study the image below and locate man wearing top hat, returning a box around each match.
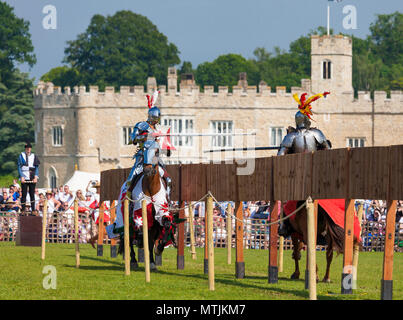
[17,142,40,213]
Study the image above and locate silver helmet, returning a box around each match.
[295,111,311,129]
[147,106,161,125]
[146,90,161,125]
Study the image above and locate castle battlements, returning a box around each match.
[34,77,402,114]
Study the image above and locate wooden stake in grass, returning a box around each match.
[97,202,105,256]
[306,197,317,300]
[142,199,151,283]
[74,199,80,268]
[278,205,284,273]
[124,199,130,276]
[352,203,363,288]
[189,202,196,260]
[41,200,48,260]
[226,203,232,265]
[342,198,355,294]
[207,194,214,291]
[110,200,118,258]
[381,200,397,300]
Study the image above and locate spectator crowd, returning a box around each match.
[0,180,105,244]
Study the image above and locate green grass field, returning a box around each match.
[0,242,401,300]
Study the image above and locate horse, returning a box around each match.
[283,200,360,283]
[118,140,174,271]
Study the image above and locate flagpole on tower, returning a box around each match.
[327,2,330,36]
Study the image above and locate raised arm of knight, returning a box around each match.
[129,121,151,147]
[277,129,296,156]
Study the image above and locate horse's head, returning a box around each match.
[143,140,160,177]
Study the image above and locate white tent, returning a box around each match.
[64,170,100,193]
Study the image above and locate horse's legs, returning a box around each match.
[148,226,158,271]
[130,239,139,270]
[323,245,333,283]
[291,234,302,279]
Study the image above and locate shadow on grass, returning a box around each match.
[242,275,305,283]
[154,269,345,300]
[66,254,124,266]
[62,264,124,271]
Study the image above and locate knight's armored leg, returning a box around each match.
[127,163,144,198]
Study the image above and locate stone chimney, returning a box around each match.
[238,72,248,90]
[147,77,157,93]
[167,67,177,93]
[180,73,195,87]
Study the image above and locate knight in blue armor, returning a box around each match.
[126,91,172,201]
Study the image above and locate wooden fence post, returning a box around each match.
[41,200,48,260]
[97,202,105,257]
[352,203,363,288]
[110,201,117,258]
[381,200,397,300]
[177,201,185,270]
[341,198,355,294]
[204,200,208,274]
[124,199,130,276]
[305,200,318,290]
[278,204,284,273]
[227,203,232,265]
[207,194,215,290]
[235,202,245,279]
[268,200,279,283]
[142,199,150,283]
[306,197,317,300]
[189,202,196,260]
[74,199,80,268]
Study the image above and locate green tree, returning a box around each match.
[62,11,180,90]
[0,3,36,177]
[195,54,259,91]
[40,66,80,89]
[0,70,35,176]
[253,27,331,91]
[0,2,36,86]
[369,12,403,67]
[179,61,194,75]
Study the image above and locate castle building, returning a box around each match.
[34,35,403,188]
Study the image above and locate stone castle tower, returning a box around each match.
[33,35,403,188]
[311,35,353,94]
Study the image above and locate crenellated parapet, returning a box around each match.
[33,69,402,114]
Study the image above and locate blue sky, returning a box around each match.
[4,0,403,82]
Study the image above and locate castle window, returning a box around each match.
[162,116,194,147]
[210,121,233,148]
[122,126,133,145]
[347,138,365,148]
[270,127,285,147]
[52,126,63,146]
[323,60,332,79]
[48,167,57,189]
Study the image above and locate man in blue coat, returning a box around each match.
[17,142,40,213]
